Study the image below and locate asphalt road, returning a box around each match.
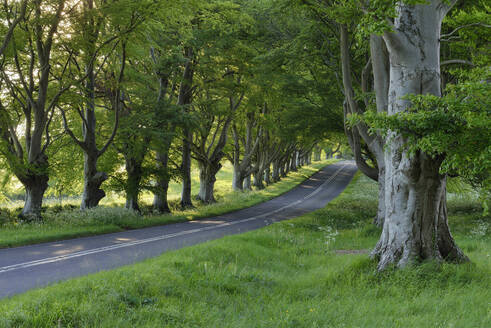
[0,161,357,299]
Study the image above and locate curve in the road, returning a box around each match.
[0,161,357,299]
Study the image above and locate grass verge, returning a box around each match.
[0,173,489,327]
[0,160,336,248]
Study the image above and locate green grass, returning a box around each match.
[0,160,336,248]
[0,173,489,327]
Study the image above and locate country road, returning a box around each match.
[0,161,357,299]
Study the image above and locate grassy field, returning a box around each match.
[0,160,336,248]
[0,173,489,327]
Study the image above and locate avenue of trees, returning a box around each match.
[1,0,489,271]
[0,0,343,215]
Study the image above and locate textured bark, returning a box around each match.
[372,1,467,269]
[20,170,49,219]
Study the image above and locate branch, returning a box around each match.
[58,106,87,151]
[0,0,27,57]
[440,23,491,41]
[441,59,474,67]
[344,104,378,181]
[98,41,127,157]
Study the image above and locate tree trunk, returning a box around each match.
[178,47,195,209]
[180,130,193,208]
[282,158,289,176]
[153,150,171,213]
[369,34,389,227]
[125,155,143,213]
[374,173,386,227]
[372,1,467,270]
[253,168,265,190]
[198,162,220,203]
[272,160,281,182]
[232,162,245,191]
[243,174,252,190]
[314,147,321,161]
[81,152,107,210]
[290,154,297,172]
[153,178,170,213]
[21,174,49,219]
[264,167,271,185]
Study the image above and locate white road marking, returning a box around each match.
[0,163,350,274]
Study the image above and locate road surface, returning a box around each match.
[0,161,357,299]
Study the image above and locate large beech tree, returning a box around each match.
[369,0,468,269]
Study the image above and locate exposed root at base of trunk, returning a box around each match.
[371,239,469,271]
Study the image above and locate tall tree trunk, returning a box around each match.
[180,131,193,208]
[372,1,467,270]
[179,47,195,209]
[80,64,110,210]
